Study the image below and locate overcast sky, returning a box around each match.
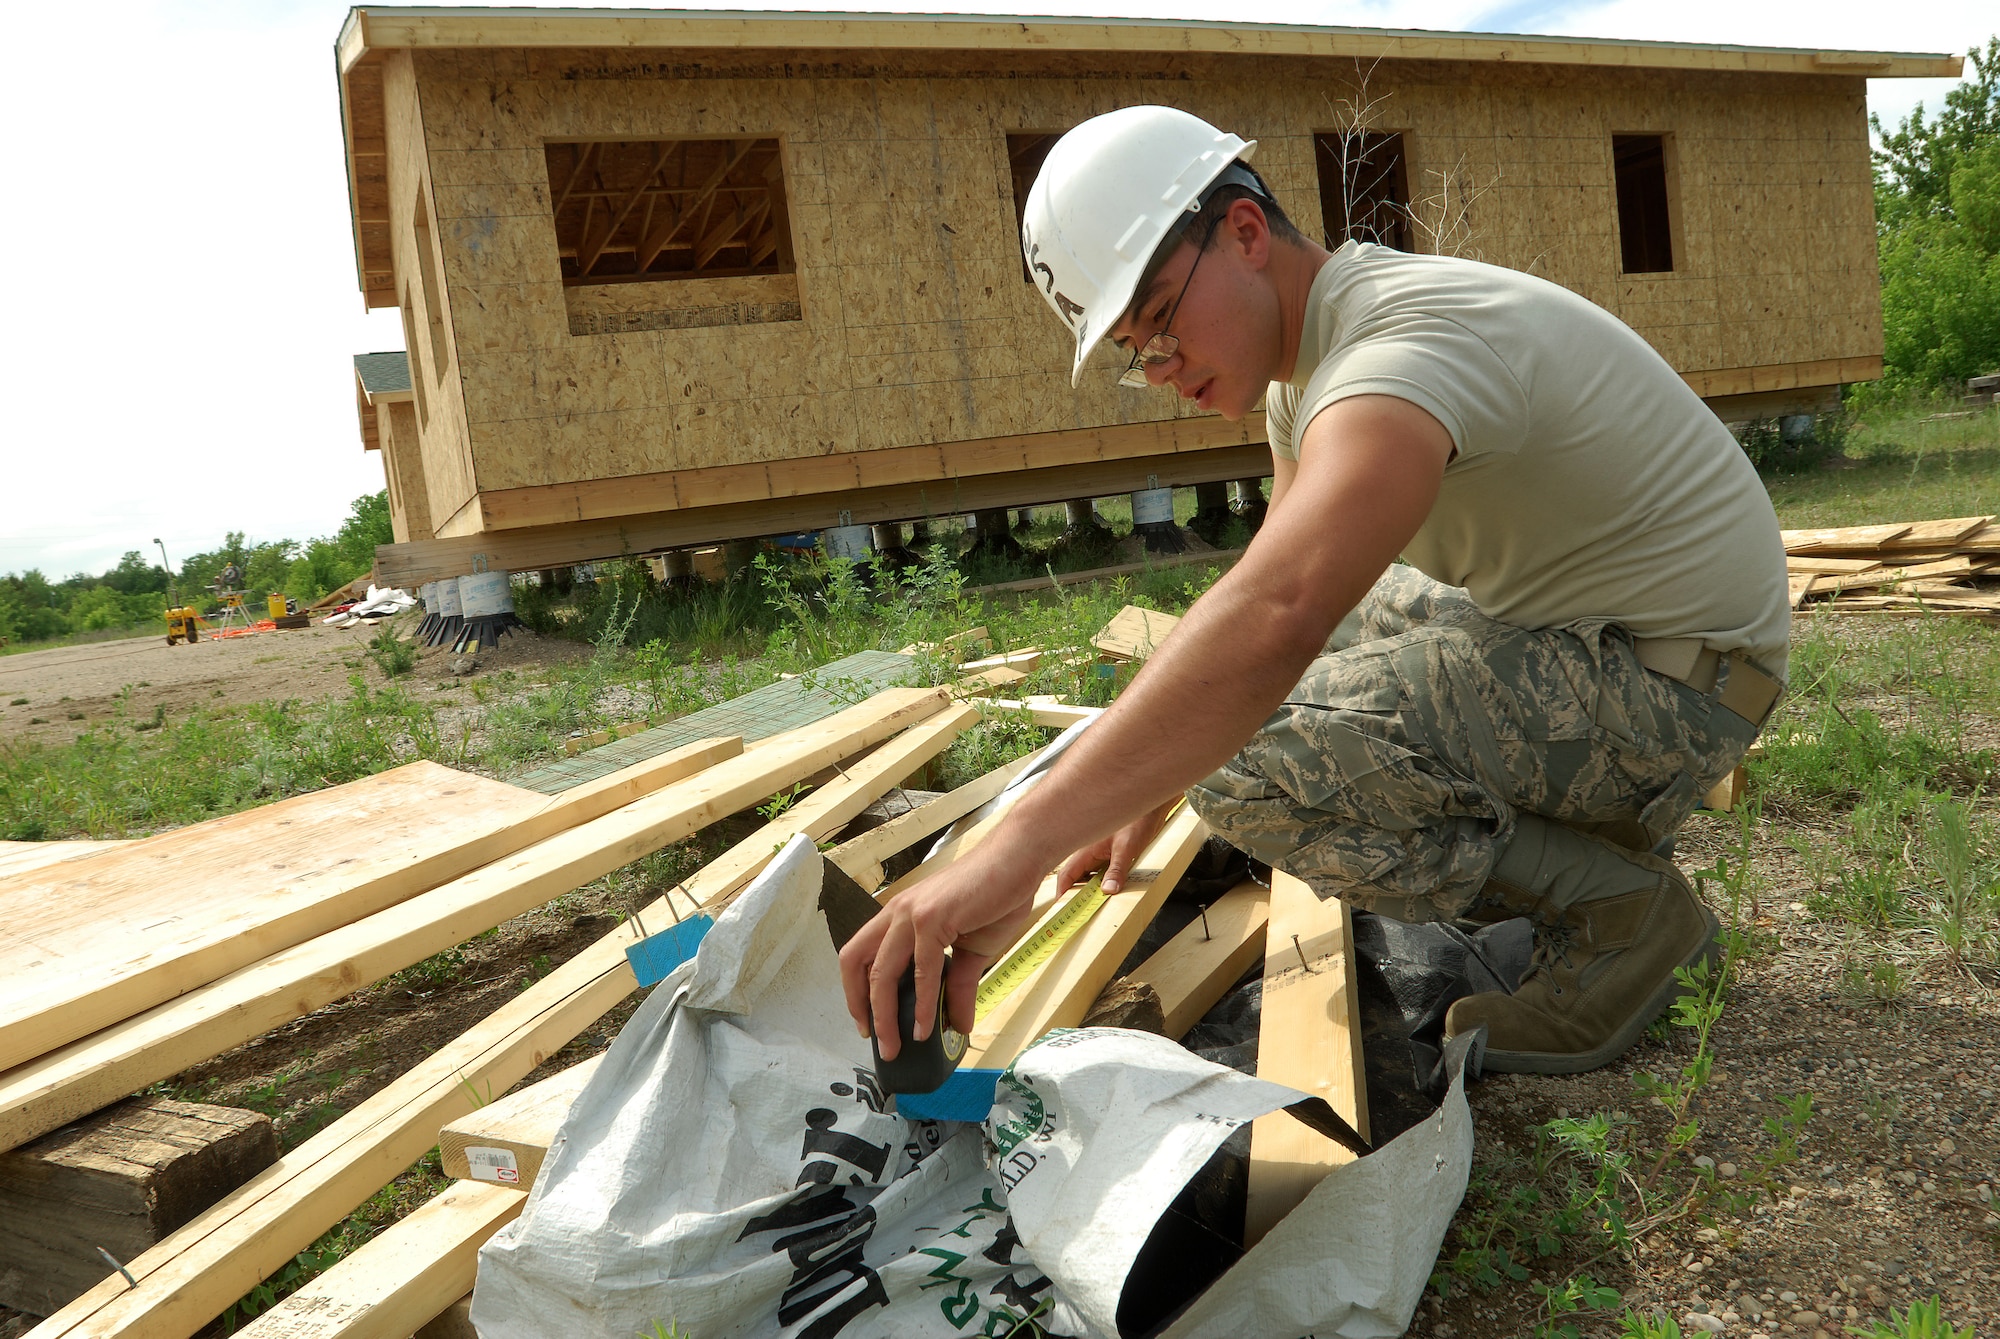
[0,1,1989,581]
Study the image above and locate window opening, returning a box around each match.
[1612,134,1674,274]
[1006,132,1062,282]
[398,293,430,428]
[1314,132,1409,250]
[412,196,450,382]
[544,138,792,284]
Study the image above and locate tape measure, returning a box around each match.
[974,875,1109,1018]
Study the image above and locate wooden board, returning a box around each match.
[1879,515,1993,549]
[0,738,743,1079]
[1090,606,1182,663]
[825,751,1037,892]
[1124,879,1271,1040]
[0,1100,277,1318]
[1780,523,1912,554]
[1243,872,1368,1247]
[0,719,925,1154]
[0,841,129,881]
[233,1179,521,1339]
[963,804,1209,1067]
[25,691,959,1339]
[0,764,548,1074]
[439,1056,602,1188]
[1783,556,1880,575]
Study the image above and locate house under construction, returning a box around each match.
[334,7,1958,582]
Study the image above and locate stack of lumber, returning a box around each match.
[12,684,1366,1338]
[1785,515,2000,619]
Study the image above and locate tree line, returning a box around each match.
[0,492,392,646]
[1868,35,2000,400]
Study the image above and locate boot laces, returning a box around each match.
[1527,917,1580,994]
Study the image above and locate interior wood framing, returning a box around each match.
[334,9,1950,567]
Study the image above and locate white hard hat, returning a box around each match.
[1020,106,1257,387]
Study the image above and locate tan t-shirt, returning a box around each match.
[1267,243,1790,673]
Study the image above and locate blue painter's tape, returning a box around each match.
[624,915,714,987]
[894,1068,1005,1123]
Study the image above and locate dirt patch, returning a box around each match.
[0,619,592,749]
[1413,812,2000,1337]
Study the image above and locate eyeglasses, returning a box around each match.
[1117,227,1212,389]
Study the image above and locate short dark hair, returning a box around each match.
[1127,164,1306,311]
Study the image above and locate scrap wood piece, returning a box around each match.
[953,664,1029,697]
[1784,556,1882,576]
[1089,605,1181,663]
[1701,766,1747,812]
[956,647,1043,674]
[1878,515,1994,549]
[0,762,554,1075]
[962,804,1209,1068]
[1787,573,1815,610]
[24,691,967,1339]
[440,1056,602,1188]
[1779,522,1912,555]
[232,1179,521,1339]
[1124,878,1271,1039]
[0,709,939,1155]
[975,697,1102,729]
[896,625,991,657]
[1951,521,2000,552]
[0,1099,278,1318]
[1243,871,1369,1247]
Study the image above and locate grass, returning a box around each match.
[14,395,1999,1333]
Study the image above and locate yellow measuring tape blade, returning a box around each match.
[974,876,1108,1019]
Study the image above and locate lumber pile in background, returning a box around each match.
[1785,515,2000,620]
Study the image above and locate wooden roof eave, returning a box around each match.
[334,8,1963,79]
[338,12,397,311]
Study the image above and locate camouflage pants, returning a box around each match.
[1187,566,1770,922]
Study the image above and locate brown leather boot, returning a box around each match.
[1444,815,1719,1075]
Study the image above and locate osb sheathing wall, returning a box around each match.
[382,52,480,536]
[379,400,435,544]
[403,48,1879,502]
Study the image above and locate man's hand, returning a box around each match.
[837,838,1044,1060]
[1052,796,1178,895]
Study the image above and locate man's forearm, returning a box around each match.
[982,560,1339,881]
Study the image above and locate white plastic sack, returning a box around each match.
[472,834,1473,1339]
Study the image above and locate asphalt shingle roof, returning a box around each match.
[354,350,412,396]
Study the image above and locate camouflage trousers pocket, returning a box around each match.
[1634,770,1701,850]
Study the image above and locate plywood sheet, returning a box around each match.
[0,763,548,1073]
[1091,605,1182,663]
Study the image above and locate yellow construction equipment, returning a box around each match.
[164,606,204,646]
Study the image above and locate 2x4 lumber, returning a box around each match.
[232,1180,521,1339]
[1242,872,1369,1247]
[0,721,908,1154]
[963,547,1247,597]
[0,741,734,1081]
[1123,878,1271,1040]
[963,803,1210,1067]
[0,763,550,1075]
[24,691,961,1339]
[975,699,1103,729]
[438,1056,601,1187]
[374,443,1274,588]
[339,11,1960,79]
[824,751,1037,891]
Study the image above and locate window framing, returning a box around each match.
[541,134,798,288]
[1611,132,1682,275]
